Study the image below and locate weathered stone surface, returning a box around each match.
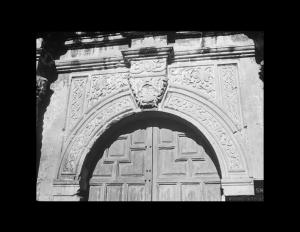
[37,31,263,201]
[37,75,69,201]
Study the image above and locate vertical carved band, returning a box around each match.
[68,77,87,131]
[63,97,132,174]
[219,65,241,129]
[169,66,216,99]
[166,95,243,171]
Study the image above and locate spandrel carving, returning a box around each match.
[169,66,215,98]
[88,73,129,108]
[167,96,243,170]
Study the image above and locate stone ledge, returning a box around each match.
[221,178,254,196]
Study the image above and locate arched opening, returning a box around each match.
[78,111,222,201]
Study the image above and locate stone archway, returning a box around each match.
[53,87,254,200]
[51,41,257,201]
[79,111,223,201]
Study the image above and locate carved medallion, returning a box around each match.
[129,76,168,108]
[129,59,168,108]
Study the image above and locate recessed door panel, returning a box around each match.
[89,117,221,201]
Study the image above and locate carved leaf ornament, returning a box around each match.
[131,59,166,74]
[88,73,129,108]
[221,66,239,128]
[170,66,215,98]
[63,98,131,173]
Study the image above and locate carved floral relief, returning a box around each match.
[220,66,240,128]
[129,76,168,108]
[63,98,132,174]
[130,59,166,75]
[88,73,129,108]
[169,66,216,98]
[166,96,243,170]
[69,78,86,130]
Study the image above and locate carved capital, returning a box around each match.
[36,75,48,105]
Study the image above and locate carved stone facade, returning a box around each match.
[37,31,263,201]
[169,65,216,99]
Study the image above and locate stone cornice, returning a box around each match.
[171,45,255,62]
[121,46,174,63]
[56,56,127,73]
[55,45,255,73]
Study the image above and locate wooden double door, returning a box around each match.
[89,118,221,201]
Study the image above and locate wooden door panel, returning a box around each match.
[119,150,145,176]
[158,184,178,201]
[127,184,146,201]
[89,118,221,201]
[181,183,202,201]
[153,118,221,201]
[89,120,152,201]
[159,149,186,175]
[204,183,221,201]
[106,184,123,201]
[89,185,103,201]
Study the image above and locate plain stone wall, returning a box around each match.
[239,58,264,180]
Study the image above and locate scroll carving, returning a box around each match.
[166,96,243,170]
[169,66,216,98]
[129,76,168,108]
[63,98,132,173]
[88,73,129,108]
[220,66,240,128]
[69,78,86,130]
[130,59,166,75]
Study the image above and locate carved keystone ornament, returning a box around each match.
[129,59,168,108]
[121,46,173,109]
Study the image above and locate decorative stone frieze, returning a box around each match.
[68,77,88,131]
[165,95,244,171]
[87,72,129,108]
[218,64,242,129]
[130,59,166,77]
[63,97,132,174]
[169,65,216,99]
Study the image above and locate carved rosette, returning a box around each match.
[166,95,243,171]
[169,66,216,99]
[63,98,132,174]
[129,59,168,108]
